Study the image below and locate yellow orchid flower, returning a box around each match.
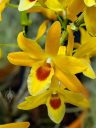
[66,26,96,79]
[0,0,9,21]
[65,0,96,36]
[18,77,89,124]
[8,21,87,96]
[0,122,30,128]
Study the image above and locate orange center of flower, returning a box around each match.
[36,63,51,81]
[50,94,61,109]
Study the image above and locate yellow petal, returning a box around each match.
[7,52,35,67]
[62,90,90,108]
[17,32,44,59]
[84,6,96,36]
[18,91,50,110]
[45,0,64,12]
[35,20,49,41]
[55,69,88,96]
[54,55,87,74]
[80,28,91,45]
[0,122,30,128]
[28,61,54,96]
[67,0,84,21]
[0,48,2,58]
[83,61,96,79]
[74,38,96,58]
[84,0,96,7]
[46,94,65,124]
[18,0,37,11]
[28,6,57,20]
[58,46,66,55]
[66,26,74,56]
[45,21,61,56]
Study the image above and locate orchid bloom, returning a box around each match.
[8,21,88,96]
[0,0,9,21]
[65,0,96,36]
[0,122,30,128]
[18,77,89,124]
[65,26,96,79]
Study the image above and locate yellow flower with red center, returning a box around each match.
[0,0,9,21]
[18,77,89,124]
[0,122,30,128]
[8,21,88,96]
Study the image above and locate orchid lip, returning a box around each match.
[50,93,61,109]
[36,63,51,81]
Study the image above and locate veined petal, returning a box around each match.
[46,94,65,124]
[58,46,66,55]
[84,0,96,7]
[28,61,54,96]
[54,55,87,74]
[0,122,30,128]
[18,91,50,110]
[17,32,44,59]
[62,90,90,108]
[67,0,84,21]
[66,26,74,56]
[18,0,37,11]
[84,7,96,36]
[45,0,64,12]
[35,20,49,41]
[45,21,61,56]
[55,69,88,96]
[7,52,35,67]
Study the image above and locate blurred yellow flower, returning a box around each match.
[0,122,30,128]
[65,0,96,36]
[18,77,89,124]
[0,0,9,21]
[66,26,96,79]
[8,21,87,96]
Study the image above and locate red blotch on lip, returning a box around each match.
[50,94,61,109]
[29,0,36,2]
[36,63,51,81]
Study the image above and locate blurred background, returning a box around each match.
[0,0,96,128]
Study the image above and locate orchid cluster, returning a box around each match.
[1,0,96,127]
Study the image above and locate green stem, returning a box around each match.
[0,43,18,48]
[8,3,18,8]
[71,13,84,31]
[74,13,84,27]
[60,30,68,45]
